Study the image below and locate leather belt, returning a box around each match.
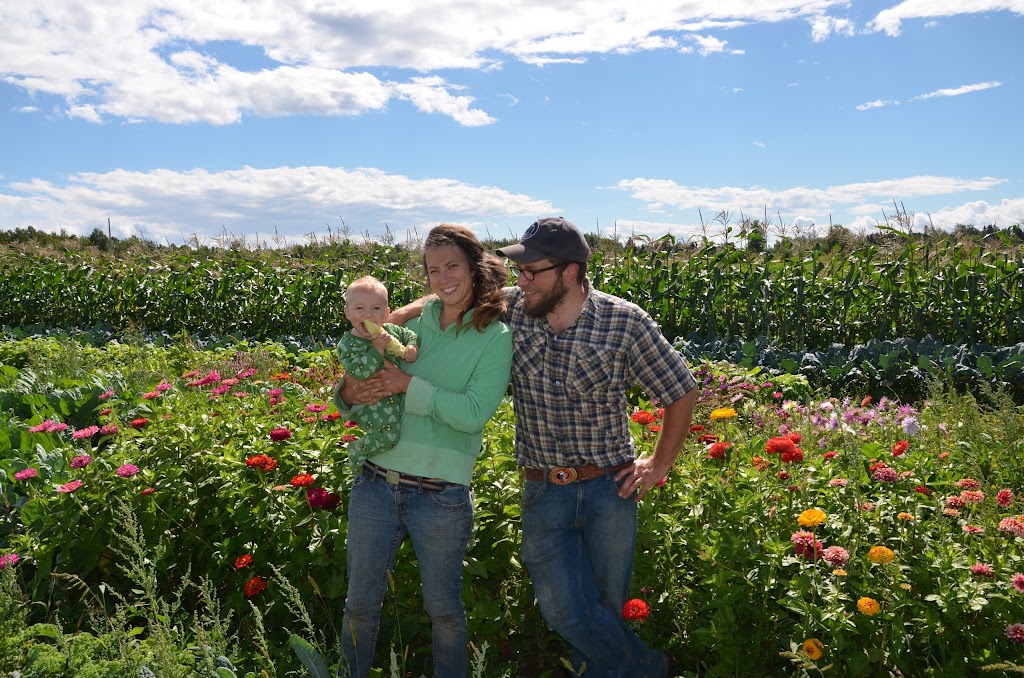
[522,462,631,485]
[363,461,449,491]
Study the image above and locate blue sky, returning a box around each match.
[1,1,1022,246]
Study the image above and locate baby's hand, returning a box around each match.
[371,332,392,355]
[404,344,418,362]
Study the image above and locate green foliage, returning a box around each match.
[2,337,1024,675]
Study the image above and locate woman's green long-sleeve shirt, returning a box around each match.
[333,298,512,486]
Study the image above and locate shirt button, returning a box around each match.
[554,380,561,385]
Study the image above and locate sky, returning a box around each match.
[1,0,1023,247]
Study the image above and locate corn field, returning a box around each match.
[1,235,1022,349]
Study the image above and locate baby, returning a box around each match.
[335,276,418,470]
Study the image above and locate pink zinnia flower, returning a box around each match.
[211,384,232,396]
[971,562,995,578]
[1007,623,1024,644]
[99,390,115,400]
[956,478,981,490]
[14,468,39,481]
[1012,573,1024,593]
[998,489,1015,508]
[999,517,1024,538]
[220,378,239,387]
[0,553,20,569]
[100,423,119,436]
[960,490,985,504]
[71,455,92,469]
[155,382,173,392]
[58,479,83,493]
[72,426,100,439]
[945,495,967,509]
[828,478,849,487]
[872,466,899,483]
[269,427,292,441]
[305,403,329,413]
[962,524,985,535]
[267,388,283,398]
[142,390,161,400]
[822,546,850,567]
[345,420,359,428]
[117,464,140,478]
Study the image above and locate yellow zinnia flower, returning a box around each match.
[802,638,824,660]
[798,509,827,528]
[833,569,848,577]
[897,512,915,521]
[868,545,895,564]
[709,407,738,421]
[857,597,881,616]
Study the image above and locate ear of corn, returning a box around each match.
[363,319,408,360]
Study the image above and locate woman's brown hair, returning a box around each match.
[422,223,507,332]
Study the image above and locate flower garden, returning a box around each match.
[1,334,1023,678]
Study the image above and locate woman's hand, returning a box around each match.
[377,361,412,395]
[339,371,388,405]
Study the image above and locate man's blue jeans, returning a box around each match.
[339,469,473,678]
[521,472,667,678]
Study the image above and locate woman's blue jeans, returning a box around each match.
[521,473,667,678]
[339,469,473,678]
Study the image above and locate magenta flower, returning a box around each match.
[29,420,55,433]
[305,403,329,413]
[71,455,92,469]
[1007,624,1024,644]
[998,489,1015,508]
[100,423,119,436]
[58,479,83,493]
[155,382,173,392]
[117,464,140,478]
[73,426,100,439]
[1012,573,1024,593]
[0,553,19,569]
[307,487,341,511]
[14,468,39,481]
[99,389,115,400]
[269,427,292,442]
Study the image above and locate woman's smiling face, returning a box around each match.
[425,244,474,312]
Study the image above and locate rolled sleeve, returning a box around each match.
[404,376,435,417]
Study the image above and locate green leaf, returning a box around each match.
[288,634,330,678]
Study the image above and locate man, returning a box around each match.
[349,217,697,677]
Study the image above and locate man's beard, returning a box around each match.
[523,277,568,318]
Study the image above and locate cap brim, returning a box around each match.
[495,243,548,264]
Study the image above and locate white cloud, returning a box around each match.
[1,165,555,242]
[870,1,1024,37]
[614,175,1007,214]
[857,99,895,110]
[913,80,1002,100]
[753,141,765,148]
[0,1,854,125]
[808,14,855,42]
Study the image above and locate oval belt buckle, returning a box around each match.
[549,467,577,485]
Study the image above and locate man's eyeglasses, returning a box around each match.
[510,263,566,281]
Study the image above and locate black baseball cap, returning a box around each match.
[495,217,590,264]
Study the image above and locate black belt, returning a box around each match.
[363,461,449,491]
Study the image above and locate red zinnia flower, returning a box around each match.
[707,441,732,460]
[892,440,909,457]
[914,485,932,496]
[622,598,650,622]
[787,432,802,444]
[130,418,149,429]
[631,411,656,426]
[245,454,278,472]
[140,487,155,496]
[269,427,292,441]
[766,437,798,456]
[235,554,253,569]
[243,575,267,597]
[290,473,315,487]
[998,489,1015,508]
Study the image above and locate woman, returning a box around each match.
[332,223,513,678]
